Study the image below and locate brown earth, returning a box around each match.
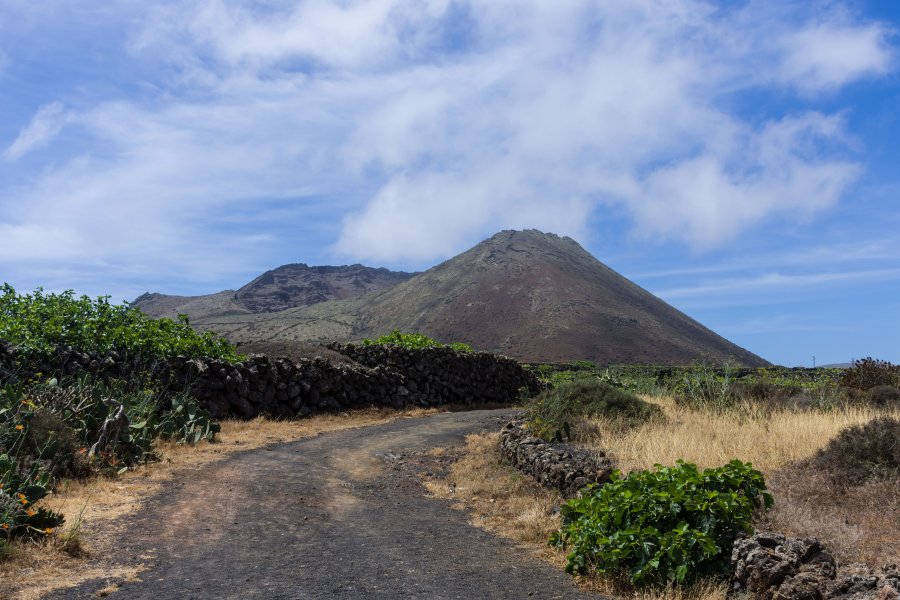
[193,230,767,367]
[41,410,604,600]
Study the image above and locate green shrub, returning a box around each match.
[361,329,473,353]
[673,361,739,412]
[0,452,65,540]
[526,379,663,441]
[0,284,240,362]
[808,417,900,486]
[839,357,900,390]
[0,395,65,541]
[551,460,773,585]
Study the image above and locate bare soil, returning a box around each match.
[41,410,603,599]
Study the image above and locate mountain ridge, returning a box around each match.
[160,230,767,367]
[131,263,416,320]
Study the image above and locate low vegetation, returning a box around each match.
[552,460,772,585]
[361,329,473,353]
[0,285,240,362]
[0,377,219,555]
[477,356,900,593]
[525,378,663,441]
[0,286,231,559]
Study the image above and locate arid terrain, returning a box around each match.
[136,230,767,367]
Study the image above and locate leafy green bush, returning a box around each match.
[526,379,663,441]
[0,284,240,362]
[361,329,473,353]
[551,460,773,585]
[840,358,900,390]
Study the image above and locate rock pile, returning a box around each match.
[732,532,900,599]
[498,419,615,497]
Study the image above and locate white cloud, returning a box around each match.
[0,0,895,278]
[3,102,69,162]
[778,20,894,93]
[658,268,900,299]
[625,113,863,248]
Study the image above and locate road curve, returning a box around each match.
[47,409,604,599]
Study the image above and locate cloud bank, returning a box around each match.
[0,0,895,275]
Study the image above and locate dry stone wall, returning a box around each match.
[0,340,541,420]
[498,419,615,497]
[329,343,545,406]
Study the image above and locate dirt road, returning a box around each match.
[47,409,603,599]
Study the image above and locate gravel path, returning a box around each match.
[47,409,604,599]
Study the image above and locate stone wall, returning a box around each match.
[330,343,545,406]
[498,419,615,497]
[0,340,541,420]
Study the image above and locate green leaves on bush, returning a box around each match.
[551,460,773,585]
[155,394,221,445]
[361,329,473,353]
[526,378,663,441]
[0,284,240,362]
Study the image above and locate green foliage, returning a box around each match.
[361,329,473,353]
[155,394,221,445]
[672,360,740,412]
[840,357,900,391]
[526,379,663,441]
[0,284,240,362]
[551,460,773,585]
[0,392,65,541]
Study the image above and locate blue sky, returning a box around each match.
[1,0,898,366]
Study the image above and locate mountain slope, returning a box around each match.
[193,230,767,366]
[132,264,416,321]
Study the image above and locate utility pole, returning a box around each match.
[812,355,816,369]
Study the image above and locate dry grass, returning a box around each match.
[1,406,437,600]
[424,433,564,546]
[581,396,900,566]
[761,469,899,565]
[583,395,900,474]
[429,396,899,598]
